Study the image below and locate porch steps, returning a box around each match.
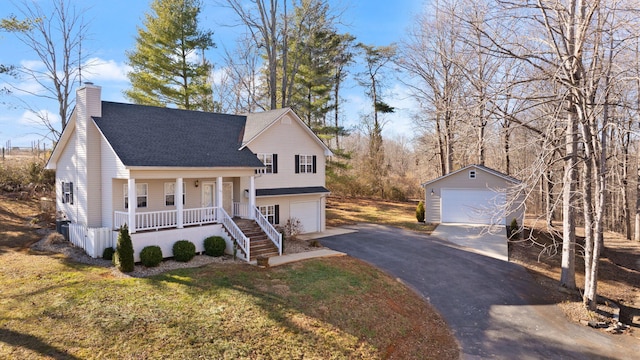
[233,219,280,261]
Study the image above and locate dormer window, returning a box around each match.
[469,170,476,179]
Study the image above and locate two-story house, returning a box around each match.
[46,83,332,262]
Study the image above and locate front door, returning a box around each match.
[202,183,215,221]
[202,182,233,215]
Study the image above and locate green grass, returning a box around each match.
[0,252,458,359]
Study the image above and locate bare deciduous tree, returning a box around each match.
[1,0,89,141]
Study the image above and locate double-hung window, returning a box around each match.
[259,204,279,225]
[61,182,74,204]
[124,183,148,209]
[164,182,186,206]
[295,154,316,174]
[257,153,278,174]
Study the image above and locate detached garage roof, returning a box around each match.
[421,164,521,187]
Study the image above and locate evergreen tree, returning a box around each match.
[114,224,134,273]
[124,0,215,110]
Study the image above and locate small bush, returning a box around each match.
[416,201,425,222]
[173,240,196,262]
[283,218,303,239]
[508,218,520,240]
[102,247,115,261]
[44,232,66,245]
[140,245,163,267]
[114,224,134,272]
[204,236,226,257]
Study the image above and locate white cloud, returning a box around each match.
[19,59,46,71]
[82,57,130,83]
[18,109,60,127]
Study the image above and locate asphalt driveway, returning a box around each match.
[431,223,508,261]
[319,223,640,359]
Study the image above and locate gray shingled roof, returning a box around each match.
[93,102,265,168]
[256,186,330,197]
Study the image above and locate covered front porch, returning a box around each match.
[109,174,281,262]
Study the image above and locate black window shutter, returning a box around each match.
[295,155,300,174]
[312,155,317,174]
[273,154,278,174]
[274,205,280,225]
[69,182,74,204]
[61,182,65,204]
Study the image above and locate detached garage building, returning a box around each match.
[422,165,524,225]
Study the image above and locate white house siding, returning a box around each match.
[100,135,129,229]
[256,193,327,233]
[56,128,79,223]
[74,84,103,228]
[247,113,327,190]
[425,192,441,224]
[111,175,246,214]
[86,117,103,227]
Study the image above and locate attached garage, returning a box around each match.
[290,201,320,233]
[255,186,329,234]
[441,189,506,224]
[422,165,523,226]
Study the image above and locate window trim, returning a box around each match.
[61,181,74,204]
[124,183,148,209]
[164,182,186,207]
[257,153,277,174]
[469,170,476,179]
[258,204,280,225]
[295,154,316,174]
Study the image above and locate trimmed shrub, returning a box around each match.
[102,247,115,261]
[173,240,196,262]
[204,236,226,257]
[140,245,163,267]
[114,224,134,272]
[416,201,425,223]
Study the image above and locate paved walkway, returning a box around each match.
[319,223,640,359]
[431,223,509,261]
[251,227,356,267]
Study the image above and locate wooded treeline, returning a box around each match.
[397,0,640,308]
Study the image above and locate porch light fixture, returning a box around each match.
[195,180,199,188]
[430,189,435,196]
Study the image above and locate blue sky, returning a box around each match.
[0,0,425,148]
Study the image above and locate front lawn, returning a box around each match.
[0,252,457,359]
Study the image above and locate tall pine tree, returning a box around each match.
[125,0,215,110]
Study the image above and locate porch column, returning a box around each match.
[249,175,256,219]
[127,178,136,234]
[216,177,223,210]
[176,177,184,229]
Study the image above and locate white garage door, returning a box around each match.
[290,201,319,233]
[441,189,506,225]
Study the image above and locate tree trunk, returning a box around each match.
[561,104,577,290]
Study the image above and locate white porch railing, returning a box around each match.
[183,207,218,226]
[218,207,250,261]
[114,207,218,232]
[233,202,250,218]
[252,206,283,256]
